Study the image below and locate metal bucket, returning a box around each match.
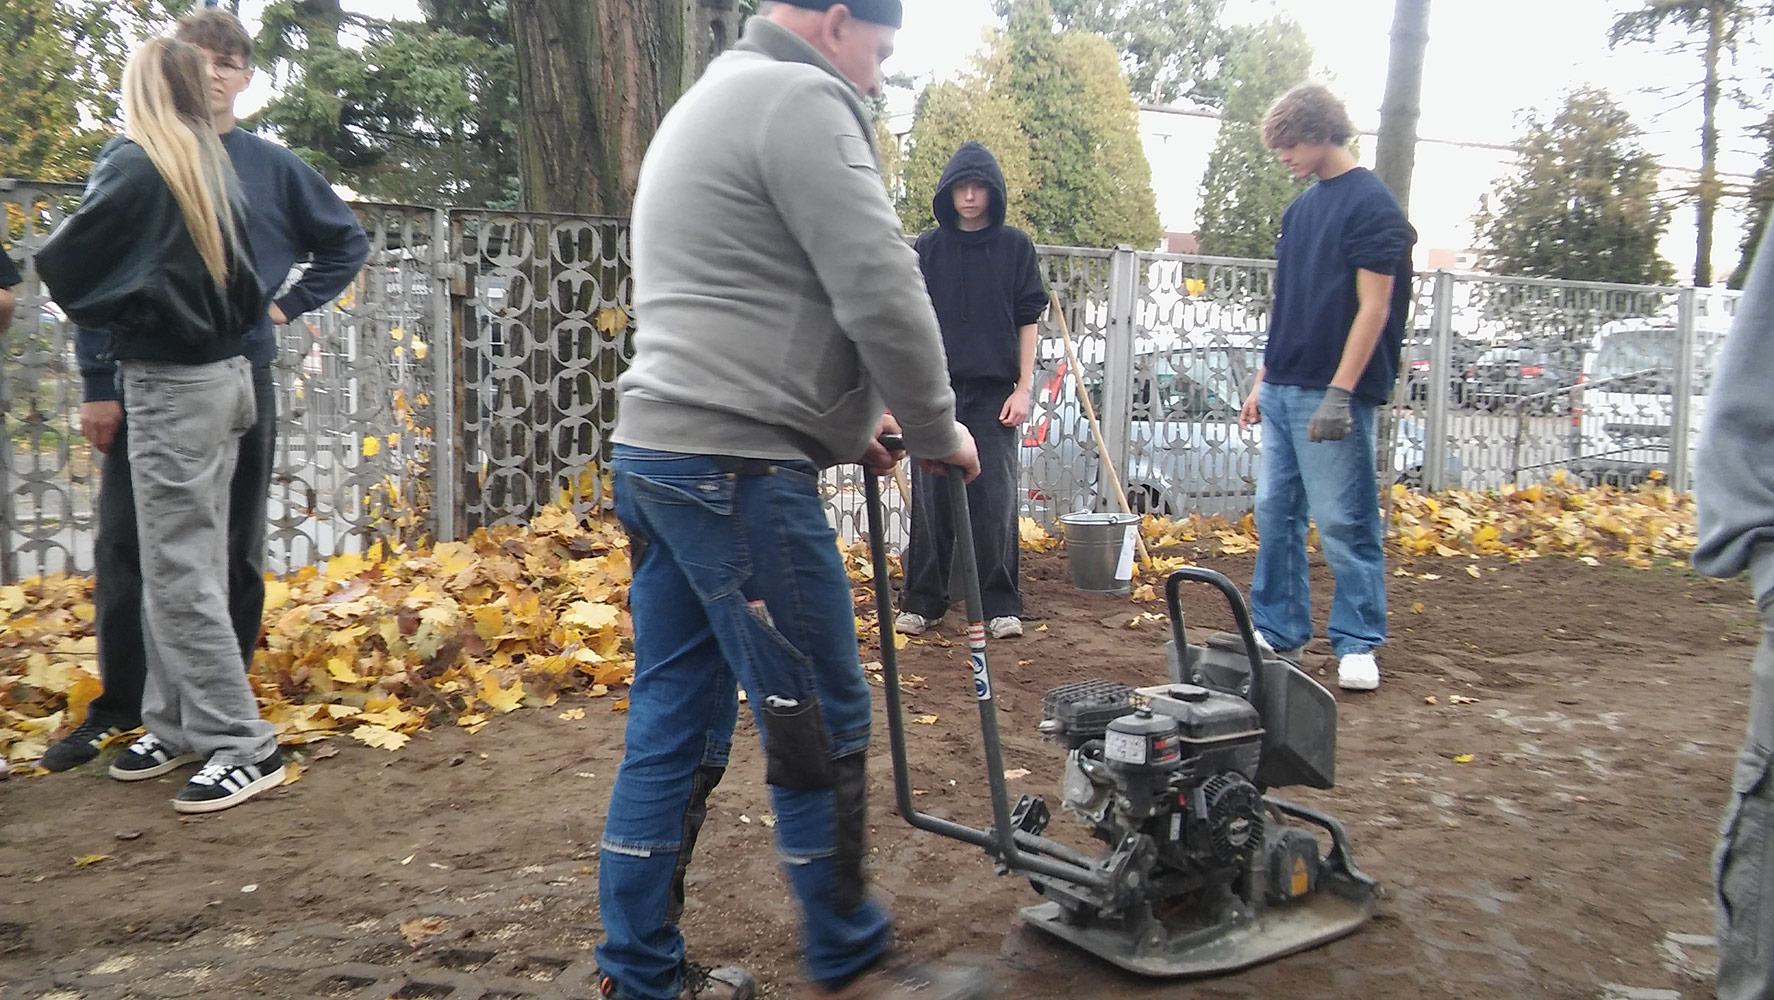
[1058,512,1142,595]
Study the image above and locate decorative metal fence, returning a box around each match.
[0,184,1739,581]
[1,181,441,581]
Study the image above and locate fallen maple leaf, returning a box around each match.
[1019,517,1059,553]
[350,726,411,751]
[400,916,450,947]
[563,600,619,631]
[477,675,526,714]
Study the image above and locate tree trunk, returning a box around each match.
[1695,1,1722,287]
[1374,0,1430,213]
[686,0,741,93]
[508,0,695,214]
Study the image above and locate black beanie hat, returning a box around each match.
[773,0,903,29]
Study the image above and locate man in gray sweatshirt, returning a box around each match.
[1694,222,1774,1000]
[594,4,983,1000]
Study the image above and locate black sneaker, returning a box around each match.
[172,748,286,814]
[108,733,200,782]
[41,716,135,772]
[598,962,757,1000]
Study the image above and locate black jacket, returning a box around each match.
[36,139,264,367]
[914,142,1047,386]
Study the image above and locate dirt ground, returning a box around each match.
[0,545,1760,1000]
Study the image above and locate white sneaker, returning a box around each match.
[1338,653,1380,691]
[988,616,1024,639]
[894,612,938,636]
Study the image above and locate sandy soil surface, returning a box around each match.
[0,547,1758,1000]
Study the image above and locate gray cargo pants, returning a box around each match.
[121,357,278,769]
[1717,603,1774,1000]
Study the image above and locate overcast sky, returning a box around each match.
[883,0,1766,177]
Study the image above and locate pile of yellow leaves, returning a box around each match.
[1385,472,1694,568]
[0,475,1698,766]
[1120,471,1694,571]
[2,507,635,766]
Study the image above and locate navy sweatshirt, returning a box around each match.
[914,142,1047,387]
[1264,167,1416,405]
[78,127,369,402]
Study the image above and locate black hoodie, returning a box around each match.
[915,142,1047,386]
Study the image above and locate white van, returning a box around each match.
[1574,315,1732,486]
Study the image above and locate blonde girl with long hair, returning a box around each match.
[37,36,285,814]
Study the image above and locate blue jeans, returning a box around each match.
[595,446,892,1000]
[1250,383,1387,657]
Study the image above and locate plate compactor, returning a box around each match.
[863,456,1376,978]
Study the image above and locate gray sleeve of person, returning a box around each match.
[757,77,959,461]
[1695,222,1774,605]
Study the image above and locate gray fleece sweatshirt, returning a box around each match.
[1695,223,1774,607]
[613,17,959,468]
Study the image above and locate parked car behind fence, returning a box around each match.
[1021,336,1460,519]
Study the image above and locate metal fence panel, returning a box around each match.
[1,181,86,582]
[1125,252,1273,519]
[273,203,441,569]
[1,184,437,582]
[2,178,1742,573]
[1021,247,1115,527]
[450,211,632,533]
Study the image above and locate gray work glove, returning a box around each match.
[1307,387,1354,442]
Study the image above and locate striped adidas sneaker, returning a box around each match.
[108,733,200,782]
[172,748,286,814]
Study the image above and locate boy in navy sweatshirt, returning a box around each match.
[1238,84,1415,692]
[44,9,369,773]
[896,142,1047,640]
[1693,223,1774,1000]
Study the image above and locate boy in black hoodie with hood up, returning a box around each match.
[896,141,1047,640]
